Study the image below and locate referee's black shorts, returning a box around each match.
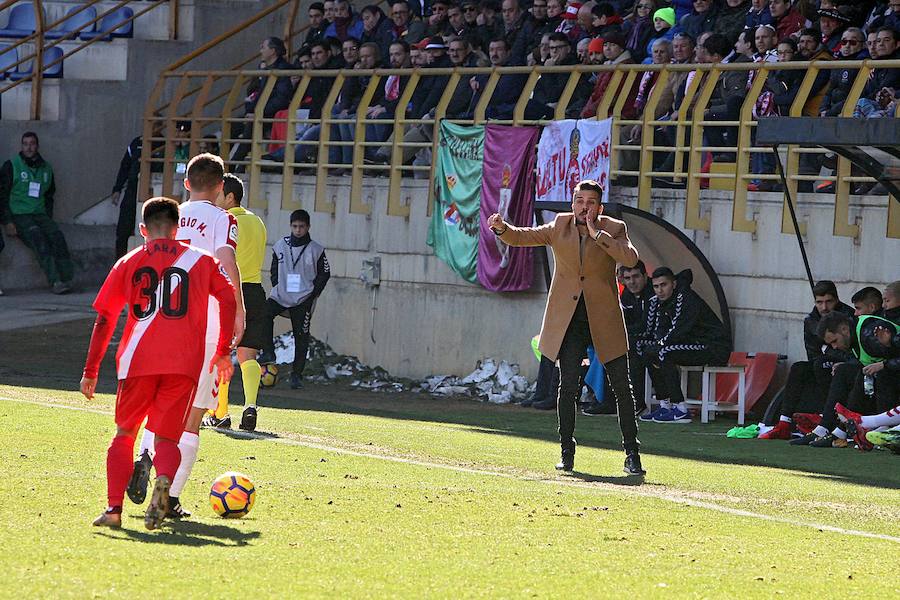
[239,282,268,350]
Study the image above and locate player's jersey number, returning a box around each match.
[132,266,190,320]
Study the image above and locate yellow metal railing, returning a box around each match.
[0,0,177,119]
[140,59,900,239]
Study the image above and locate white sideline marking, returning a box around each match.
[4,395,899,545]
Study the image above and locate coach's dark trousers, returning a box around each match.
[263,297,315,377]
[557,296,640,454]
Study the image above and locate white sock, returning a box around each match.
[812,425,829,437]
[138,428,155,458]
[832,428,847,440]
[779,415,793,424]
[860,405,900,429]
[170,431,200,498]
[676,401,688,412]
[660,399,672,410]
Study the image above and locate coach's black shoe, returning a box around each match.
[532,397,556,410]
[624,451,646,476]
[582,401,616,416]
[127,450,152,504]
[240,405,258,432]
[290,374,303,389]
[809,433,838,448]
[555,441,576,472]
[166,497,191,519]
[201,414,232,430]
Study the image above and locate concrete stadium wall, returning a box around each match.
[0,0,282,222]
[167,175,898,380]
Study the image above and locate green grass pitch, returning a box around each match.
[0,319,898,597]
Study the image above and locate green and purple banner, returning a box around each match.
[477,125,539,292]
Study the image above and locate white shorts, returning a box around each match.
[194,299,222,410]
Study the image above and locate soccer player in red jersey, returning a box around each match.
[80,197,237,530]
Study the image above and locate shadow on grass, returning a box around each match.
[3,318,898,492]
[94,518,261,547]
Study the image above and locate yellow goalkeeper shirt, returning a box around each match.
[228,206,267,284]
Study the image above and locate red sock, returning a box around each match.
[153,438,182,482]
[106,434,135,507]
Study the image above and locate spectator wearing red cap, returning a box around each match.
[580,31,635,118]
[587,35,605,63]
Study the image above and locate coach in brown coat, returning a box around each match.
[488,180,644,475]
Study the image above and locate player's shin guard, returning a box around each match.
[170,431,199,497]
[138,428,155,458]
[215,379,230,419]
[241,360,262,406]
[107,435,136,507]
[152,438,182,482]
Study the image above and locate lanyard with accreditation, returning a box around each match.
[286,242,310,293]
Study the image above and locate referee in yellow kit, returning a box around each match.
[205,173,268,432]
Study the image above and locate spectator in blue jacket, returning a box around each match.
[325,0,365,41]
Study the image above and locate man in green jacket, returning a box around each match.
[0,132,74,294]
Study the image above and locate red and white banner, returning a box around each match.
[535,118,612,206]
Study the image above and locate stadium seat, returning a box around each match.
[0,42,16,79]
[79,7,134,41]
[45,5,97,40]
[0,3,43,38]
[9,45,64,80]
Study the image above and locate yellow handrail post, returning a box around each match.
[350,73,382,214]
[553,70,587,121]
[313,74,342,215]
[29,0,44,120]
[169,0,179,40]
[387,71,423,217]
[219,73,246,166]
[427,71,465,216]
[162,74,191,199]
[188,75,215,157]
[604,70,637,180]
[782,65,819,235]
[731,68,768,234]
[673,69,704,183]
[139,78,166,203]
[833,63,871,239]
[248,75,278,211]
[685,68,718,231]
[281,74,312,211]
[637,68,669,211]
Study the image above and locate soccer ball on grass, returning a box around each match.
[209,471,257,518]
[260,363,278,387]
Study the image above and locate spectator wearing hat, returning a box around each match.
[409,36,454,120]
[818,7,851,55]
[587,35,605,63]
[623,0,658,62]
[642,6,675,61]
[713,0,751,46]
[390,0,426,43]
[580,31,635,118]
[769,0,804,41]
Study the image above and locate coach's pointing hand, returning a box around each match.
[80,376,97,400]
[488,213,507,234]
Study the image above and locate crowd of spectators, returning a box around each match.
[236,1,900,186]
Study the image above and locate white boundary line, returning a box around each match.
[4,395,899,545]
